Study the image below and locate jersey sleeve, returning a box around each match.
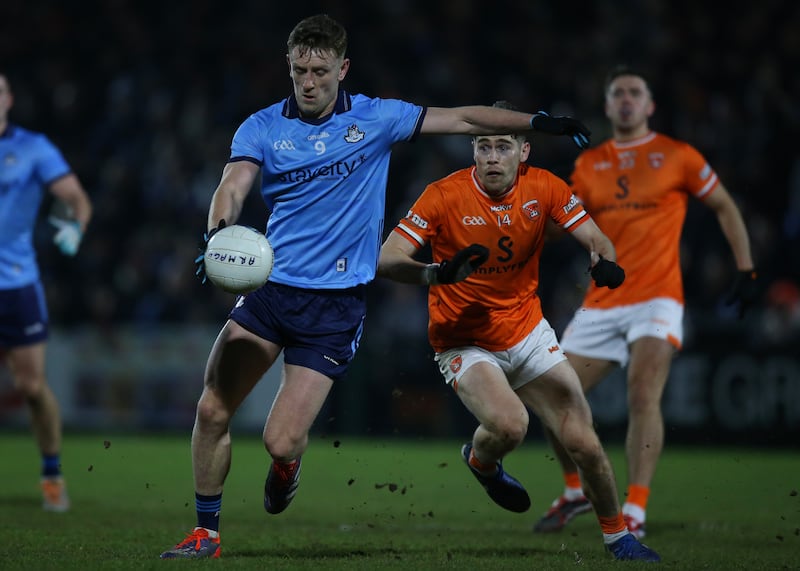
[680,142,719,200]
[34,134,71,185]
[544,170,589,232]
[393,183,442,248]
[230,113,266,164]
[371,98,426,143]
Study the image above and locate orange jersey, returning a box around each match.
[395,164,589,352]
[570,132,719,308]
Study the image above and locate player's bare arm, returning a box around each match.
[420,106,536,136]
[376,232,427,285]
[702,183,755,271]
[49,174,92,231]
[207,161,260,230]
[570,218,617,265]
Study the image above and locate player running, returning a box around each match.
[160,15,592,559]
[533,65,756,538]
[377,101,660,562]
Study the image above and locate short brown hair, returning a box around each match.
[287,14,348,59]
[604,64,651,95]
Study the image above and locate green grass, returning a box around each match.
[0,433,798,570]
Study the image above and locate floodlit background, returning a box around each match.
[1,0,798,445]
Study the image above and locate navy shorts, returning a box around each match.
[229,282,366,382]
[0,282,49,348]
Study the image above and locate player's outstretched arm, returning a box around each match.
[421,106,590,149]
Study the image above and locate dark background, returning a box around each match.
[1,0,798,443]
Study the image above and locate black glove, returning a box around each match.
[530,111,591,150]
[725,269,759,319]
[194,218,227,284]
[426,244,490,285]
[590,256,625,289]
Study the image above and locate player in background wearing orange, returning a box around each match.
[377,101,659,562]
[533,65,757,538]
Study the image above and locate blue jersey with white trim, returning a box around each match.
[230,90,425,289]
[0,125,71,288]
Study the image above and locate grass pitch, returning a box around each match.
[0,433,798,570]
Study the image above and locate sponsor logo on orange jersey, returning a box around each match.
[562,195,580,214]
[547,345,560,353]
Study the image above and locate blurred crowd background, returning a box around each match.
[2,0,799,440]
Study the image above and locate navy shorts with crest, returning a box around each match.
[229,281,366,382]
[0,281,49,348]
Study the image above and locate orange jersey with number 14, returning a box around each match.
[394,164,589,352]
[570,131,719,309]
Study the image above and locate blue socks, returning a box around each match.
[195,493,222,532]
[42,454,61,478]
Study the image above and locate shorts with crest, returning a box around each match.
[0,282,49,348]
[434,318,566,391]
[229,281,366,382]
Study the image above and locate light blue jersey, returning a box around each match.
[230,90,425,289]
[0,124,71,288]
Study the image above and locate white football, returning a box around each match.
[204,225,274,294]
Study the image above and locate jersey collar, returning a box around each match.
[612,131,657,149]
[470,165,519,201]
[282,89,352,124]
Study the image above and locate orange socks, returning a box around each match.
[468,449,498,475]
[598,513,627,535]
[625,484,650,511]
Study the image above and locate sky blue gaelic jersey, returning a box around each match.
[0,125,71,288]
[230,90,425,289]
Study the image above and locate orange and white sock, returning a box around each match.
[622,484,649,522]
[468,448,498,476]
[563,471,584,501]
[598,514,628,545]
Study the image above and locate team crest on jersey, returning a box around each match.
[648,152,664,169]
[449,355,463,374]
[522,199,540,219]
[3,153,17,166]
[344,124,365,143]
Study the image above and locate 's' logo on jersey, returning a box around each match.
[462,216,487,226]
[344,124,365,143]
[449,355,462,374]
[522,200,540,219]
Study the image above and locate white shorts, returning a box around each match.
[560,297,684,367]
[434,318,567,391]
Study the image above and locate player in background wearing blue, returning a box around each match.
[161,14,591,559]
[0,73,93,512]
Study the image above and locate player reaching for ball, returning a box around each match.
[532,65,757,539]
[377,100,659,562]
[162,13,592,559]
